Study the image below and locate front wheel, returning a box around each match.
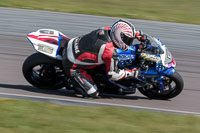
[22,53,65,90]
[138,72,184,100]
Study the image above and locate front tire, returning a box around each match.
[138,72,184,100]
[22,53,65,90]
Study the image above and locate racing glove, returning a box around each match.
[135,30,150,44]
[135,31,151,51]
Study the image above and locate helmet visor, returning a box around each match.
[120,32,134,46]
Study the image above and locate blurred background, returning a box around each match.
[0,0,199,25]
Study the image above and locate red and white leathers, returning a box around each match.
[62,27,141,97]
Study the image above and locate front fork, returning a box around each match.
[158,68,176,90]
[141,67,176,90]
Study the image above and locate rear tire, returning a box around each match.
[22,53,65,90]
[138,72,184,100]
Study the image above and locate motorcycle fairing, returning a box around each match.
[27,29,69,59]
[141,67,176,76]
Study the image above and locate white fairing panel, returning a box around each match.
[27,29,68,58]
[153,37,176,68]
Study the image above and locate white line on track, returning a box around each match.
[0,92,200,115]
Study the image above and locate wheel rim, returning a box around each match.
[144,76,177,97]
[30,64,65,88]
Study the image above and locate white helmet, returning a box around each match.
[110,19,136,51]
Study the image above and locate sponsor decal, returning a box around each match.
[141,53,161,62]
[168,63,173,68]
[74,39,80,54]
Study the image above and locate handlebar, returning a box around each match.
[137,34,164,55]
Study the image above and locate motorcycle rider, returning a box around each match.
[62,19,148,98]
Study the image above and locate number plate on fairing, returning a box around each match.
[38,44,53,54]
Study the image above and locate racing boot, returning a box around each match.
[71,70,99,98]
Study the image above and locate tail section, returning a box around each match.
[27,29,70,59]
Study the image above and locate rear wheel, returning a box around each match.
[138,72,184,100]
[22,53,65,90]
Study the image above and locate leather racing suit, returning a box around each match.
[62,27,145,97]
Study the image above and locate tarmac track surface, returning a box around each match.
[0,7,200,114]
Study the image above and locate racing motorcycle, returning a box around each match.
[23,29,184,100]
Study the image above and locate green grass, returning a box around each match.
[0,98,200,133]
[0,0,200,25]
